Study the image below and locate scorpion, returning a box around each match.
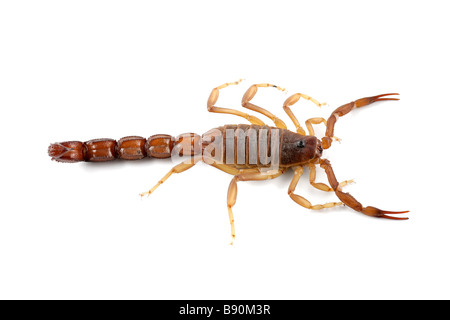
[48,80,409,244]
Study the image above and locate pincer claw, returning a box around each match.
[355,93,400,108]
[362,206,409,220]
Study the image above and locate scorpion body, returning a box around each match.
[48,124,321,168]
[49,80,409,244]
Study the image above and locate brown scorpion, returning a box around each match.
[48,80,409,244]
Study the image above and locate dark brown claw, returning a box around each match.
[362,206,409,220]
[322,93,400,149]
[355,93,399,108]
[320,159,409,220]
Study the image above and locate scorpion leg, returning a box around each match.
[283,93,327,135]
[204,156,267,176]
[241,83,288,129]
[305,117,327,136]
[305,117,342,142]
[207,80,266,125]
[308,163,353,192]
[227,169,285,244]
[322,93,399,149]
[288,166,343,210]
[319,159,409,220]
[139,156,201,197]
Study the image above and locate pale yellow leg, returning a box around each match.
[305,117,341,142]
[305,117,327,136]
[227,168,285,245]
[241,83,288,129]
[140,157,200,197]
[207,80,266,125]
[308,163,354,192]
[283,93,326,135]
[288,166,343,210]
[207,161,245,175]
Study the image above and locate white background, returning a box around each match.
[0,1,449,300]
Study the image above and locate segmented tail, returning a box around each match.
[48,133,201,163]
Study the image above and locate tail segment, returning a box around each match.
[48,133,201,163]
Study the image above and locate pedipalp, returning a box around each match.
[322,93,400,149]
[320,159,409,220]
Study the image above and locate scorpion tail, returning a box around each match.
[48,133,202,163]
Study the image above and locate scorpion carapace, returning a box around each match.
[48,80,409,244]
